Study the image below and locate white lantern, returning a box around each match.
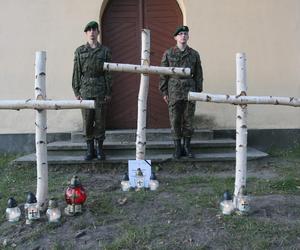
[236,186,250,215]
[135,168,144,190]
[121,173,131,191]
[220,191,234,215]
[6,197,21,222]
[149,172,159,191]
[24,192,40,224]
[46,199,61,223]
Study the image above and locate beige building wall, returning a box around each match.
[0,0,299,133]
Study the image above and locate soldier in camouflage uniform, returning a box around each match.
[159,26,203,159]
[72,21,112,160]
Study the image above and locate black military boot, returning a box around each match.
[183,137,195,158]
[173,139,182,159]
[96,139,106,160]
[84,139,95,161]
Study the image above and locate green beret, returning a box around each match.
[84,21,99,32]
[173,25,189,36]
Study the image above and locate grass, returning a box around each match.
[0,147,300,249]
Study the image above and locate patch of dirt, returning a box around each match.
[1,158,300,249]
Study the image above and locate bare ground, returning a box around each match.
[1,156,300,249]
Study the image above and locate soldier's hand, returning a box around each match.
[163,95,169,104]
[76,96,82,101]
[104,96,111,103]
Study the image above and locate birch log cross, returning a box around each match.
[0,51,95,211]
[0,30,191,210]
[188,52,300,208]
[103,29,192,160]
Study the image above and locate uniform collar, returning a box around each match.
[85,41,101,49]
[174,45,190,53]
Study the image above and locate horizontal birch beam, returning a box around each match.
[188,92,300,107]
[103,62,191,76]
[0,100,95,110]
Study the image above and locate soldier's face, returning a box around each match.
[85,28,99,42]
[174,31,189,45]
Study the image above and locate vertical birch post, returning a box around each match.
[136,29,150,160]
[35,51,48,210]
[233,53,248,206]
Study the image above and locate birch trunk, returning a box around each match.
[103,62,190,76]
[233,53,248,207]
[0,100,95,110]
[35,51,48,211]
[136,29,150,160]
[188,92,300,107]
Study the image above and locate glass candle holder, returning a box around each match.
[149,172,159,191]
[65,176,87,216]
[24,192,40,224]
[220,190,234,215]
[135,168,144,190]
[6,197,21,222]
[121,173,131,191]
[46,199,61,223]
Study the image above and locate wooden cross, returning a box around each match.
[0,29,191,210]
[103,29,191,160]
[0,51,94,210]
[189,53,300,208]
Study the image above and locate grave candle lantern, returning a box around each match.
[6,197,21,222]
[24,192,40,224]
[135,168,144,191]
[149,172,159,191]
[121,173,131,191]
[220,190,234,215]
[46,199,61,223]
[65,176,87,215]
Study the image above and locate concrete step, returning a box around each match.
[71,128,213,143]
[12,129,269,169]
[13,147,268,167]
[46,139,236,156]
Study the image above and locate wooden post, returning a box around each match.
[35,51,48,211]
[136,29,150,160]
[233,53,248,207]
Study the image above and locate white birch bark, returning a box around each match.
[103,62,191,76]
[233,53,248,207]
[136,29,150,160]
[0,100,95,110]
[188,92,300,107]
[35,51,48,211]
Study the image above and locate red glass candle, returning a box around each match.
[65,176,87,214]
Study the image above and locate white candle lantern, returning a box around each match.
[46,199,61,223]
[121,173,131,191]
[135,168,144,190]
[149,172,159,191]
[6,197,21,222]
[220,191,234,215]
[236,186,250,215]
[24,192,40,224]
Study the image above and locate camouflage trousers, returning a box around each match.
[168,100,196,140]
[82,97,107,141]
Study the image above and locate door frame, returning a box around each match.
[99,0,186,41]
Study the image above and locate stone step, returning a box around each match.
[47,139,236,155]
[13,147,268,167]
[71,128,213,143]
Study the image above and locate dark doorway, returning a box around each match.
[102,0,183,128]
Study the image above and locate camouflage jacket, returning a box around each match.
[159,46,203,105]
[72,42,112,101]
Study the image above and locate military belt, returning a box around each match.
[169,76,193,80]
[83,75,104,79]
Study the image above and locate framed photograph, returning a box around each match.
[128,160,151,187]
